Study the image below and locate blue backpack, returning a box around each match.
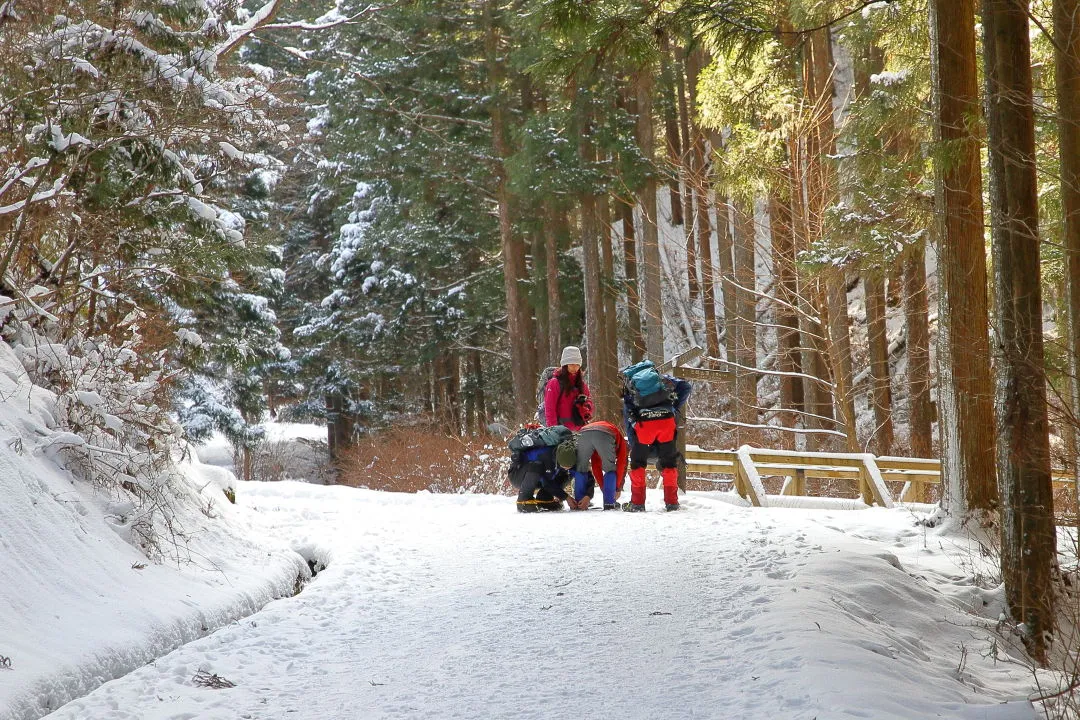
[620,361,674,408]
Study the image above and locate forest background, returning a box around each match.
[2,0,1080,668]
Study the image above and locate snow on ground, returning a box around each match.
[0,339,1050,720]
[9,477,1045,720]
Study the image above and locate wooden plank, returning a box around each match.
[794,468,807,496]
[860,456,894,508]
[684,462,737,474]
[657,346,704,373]
[875,457,941,472]
[685,450,738,463]
[671,366,733,382]
[746,449,868,469]
[879,472,942,485]
[735,446,767,507]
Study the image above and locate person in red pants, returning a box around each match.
[622,373,692,511]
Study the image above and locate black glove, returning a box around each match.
[575,394,588,405]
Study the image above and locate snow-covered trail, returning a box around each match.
[46,484,1036,720]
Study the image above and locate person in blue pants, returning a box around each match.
[562,421,628,511]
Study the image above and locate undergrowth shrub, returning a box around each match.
[0,294,191,559]
[337,426,509,494]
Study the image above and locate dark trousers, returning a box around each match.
[629,436,678,470]
[516,465,568,502]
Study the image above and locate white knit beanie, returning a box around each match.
[560,345,583,366]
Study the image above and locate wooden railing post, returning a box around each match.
[735,446,767,507]
[858,455,894,508]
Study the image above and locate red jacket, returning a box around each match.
[579,420,628,490]
[543,371,593,431]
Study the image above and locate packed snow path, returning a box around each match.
[47,484,1036,720]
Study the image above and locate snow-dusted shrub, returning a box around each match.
[337,427,510,495]
[0,297,194,558]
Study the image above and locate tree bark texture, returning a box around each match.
[660,36,684,228]
[864,273,894,456]
[579,131,607,419]
[983,0,1056,663]
[713,192,737,360]
[807,26,858,453]
[595,192,619,421]
[600,197,620,418]
[544,203,565,361]
[636,68,665,362]
[733,199,759,445]
[769,191,804,449]
[621,200,645,358]
[486,0,537,421]
[904,244,934,459]
[690,62,719,359]
[932,0,998,513]
[1056,0,1080,507]
[678,48,699,305]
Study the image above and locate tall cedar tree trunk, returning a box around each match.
[983,0,1056,663]
[792,36,832,450]
[618,87,646,358]
[864,274,893,455]
[677,48,699,304]
[659,35,684,227]
[855,45,894,457]
[796,33,836,451]
[904,243,934,458]
[689,50,719,360]
[621,200,646,357]
[600,196,620,421]
[436,351,462,435]
[579,125,607,419]
[769,190,804,450]
[931,0,998,512]
[636,68,665,362]
[530,229,547,353]
[485,0,536,420]
[1056,0,1080,500]
[733,199,759,445]
[544,202,564,361]
[708,125,740,362]
[713,188,739,405]
[807,26,858,452]
[785,132,824,450]
[464,349,476,434]
[826,269,859,452]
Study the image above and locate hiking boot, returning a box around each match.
[665,503,680,512]
[517,498,563,513]
[603,502,621,511]
[622,503,645,513]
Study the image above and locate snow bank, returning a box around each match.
[0,341,306,720]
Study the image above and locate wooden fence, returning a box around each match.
[684,445,1077,509]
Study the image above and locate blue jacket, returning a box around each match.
[622,374,692,439]
[520,445,557,472]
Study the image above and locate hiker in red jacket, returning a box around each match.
[566,420,628,511]
[542,345,594,431]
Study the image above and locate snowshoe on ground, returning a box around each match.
[665,503,680,512]
[603,502,621,511]
[622,503,645,513]
[517,498,564,513]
